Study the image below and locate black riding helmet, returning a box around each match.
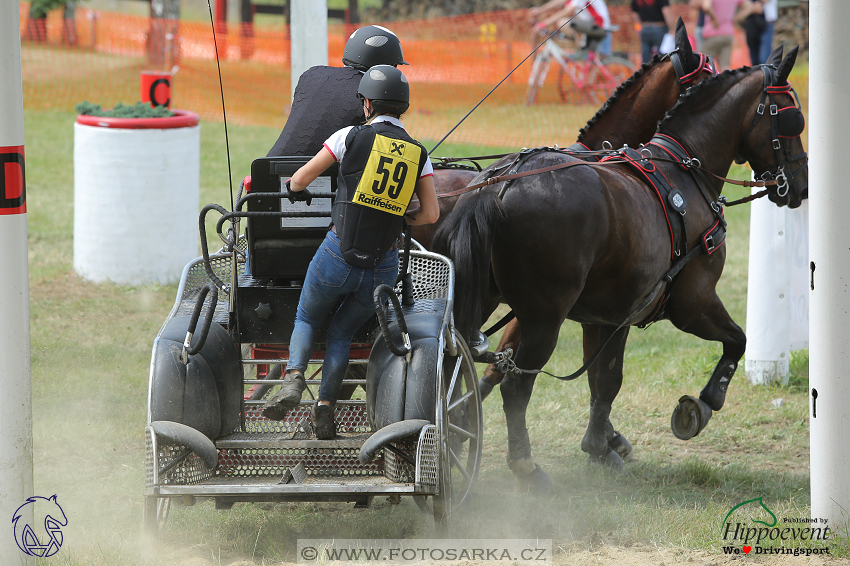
[342,25,408,71]
[357,65,410,116]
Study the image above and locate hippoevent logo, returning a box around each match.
[720,497,831,557]
[12,495,67,557]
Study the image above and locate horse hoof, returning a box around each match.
[671,395,713,440]
[514,464,553,493]
[587,447,625,472]
[478,377,495,401]
[609,431,633,460]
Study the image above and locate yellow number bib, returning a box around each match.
[352,134,422,216]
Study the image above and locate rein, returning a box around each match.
[437,148,781,202]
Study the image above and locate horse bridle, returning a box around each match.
[740,64,808,200]
[668,49,716,94]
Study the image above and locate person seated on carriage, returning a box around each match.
[529,0,613,56]
[265,25,408,159]
[245,25,407,275]
[261,66,440,439]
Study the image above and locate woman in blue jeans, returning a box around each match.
[262,66,439,439]
[631,0,677,63]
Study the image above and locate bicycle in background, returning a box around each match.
[525,26,635,106]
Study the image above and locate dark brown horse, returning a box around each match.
[473,21,717,397]
[432,49,808,489]
[414,19,712,253]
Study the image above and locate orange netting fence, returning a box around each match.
[21,2,807,150]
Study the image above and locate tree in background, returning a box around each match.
[24,0,78,44]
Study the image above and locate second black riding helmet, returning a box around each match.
[343,25,409,71]
[357,65,410,115]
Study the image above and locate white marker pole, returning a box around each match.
[809,0,850,533]
[0,0,34,562]
[289,0,328,99]
[745,191,791,385]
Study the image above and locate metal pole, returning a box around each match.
[809,0,850,533]
[289,0,327,99]
[0,0,34,561]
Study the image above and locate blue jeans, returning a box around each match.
[639,25,667,64]
[287,231,399,403]
[598,32,612,57]
[758,22,775,65]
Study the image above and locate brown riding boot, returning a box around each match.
[311,403,336,439]
[261,371,306,420]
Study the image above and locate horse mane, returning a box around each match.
[576,53,665,143]
[657,66,755,131]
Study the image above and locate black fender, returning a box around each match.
[366,312,443,430]
[150,420,218,470]
[358,419,430,464]
[150,315,242,440]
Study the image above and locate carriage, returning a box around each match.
[143,155,483,535]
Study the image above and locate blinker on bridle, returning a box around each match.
[740,64,808,199]
[668,49,716,94]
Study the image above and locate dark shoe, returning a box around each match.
[261,372,306,420]
[312,403,336,439]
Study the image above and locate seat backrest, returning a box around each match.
[246,156,338,281]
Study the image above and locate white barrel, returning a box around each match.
[744,189,790,385]
[73,115,200,285]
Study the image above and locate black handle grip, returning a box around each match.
[373,284,411,357]
[185,284,219,357]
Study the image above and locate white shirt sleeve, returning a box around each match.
[323,126,355,163]
[324,123,433,178]
[421,156,434,177]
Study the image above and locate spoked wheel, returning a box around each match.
[417,329,483,535]
[556,59,584,105]
[602,56,636,87]
[144,496,171,536]
[583,56,635,106]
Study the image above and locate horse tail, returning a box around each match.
[432,190,507,340]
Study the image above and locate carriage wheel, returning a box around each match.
[430,330,483,534]
[144,496,170,536]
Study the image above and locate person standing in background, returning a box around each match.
[529,0,613,56]
[739,0,767,65]
[738,0,776,65]
[689,0,706,51]
[631,0,677,63]
[700,0,745,71]
[758,0,778,65]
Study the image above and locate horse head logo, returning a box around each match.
[722,496,778,532]
[12,495,67,557]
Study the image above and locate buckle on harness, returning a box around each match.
[705,235,716,253]
[757,103,765,115]
[773,138,781,150]
[770,104,778,115]
[775,169,789,197]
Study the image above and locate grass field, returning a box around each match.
[21,108,846,566]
